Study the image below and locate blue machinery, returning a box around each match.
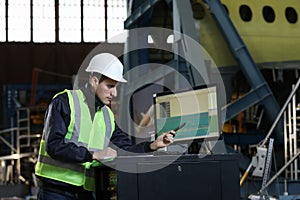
[121,0,282,141]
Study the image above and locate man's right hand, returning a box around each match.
[92,147,117,161]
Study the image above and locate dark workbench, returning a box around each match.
[96,153,240,200]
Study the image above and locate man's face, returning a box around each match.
[92,76,118,105]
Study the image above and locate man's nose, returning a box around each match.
[112,87,117,97]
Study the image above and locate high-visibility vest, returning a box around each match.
[35,89,115,191]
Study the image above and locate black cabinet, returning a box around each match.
[96,154,240,200]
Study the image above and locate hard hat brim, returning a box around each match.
[118,77,127,83]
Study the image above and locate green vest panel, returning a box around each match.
[35,89,115,191]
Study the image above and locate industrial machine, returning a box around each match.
[120,0,300,199]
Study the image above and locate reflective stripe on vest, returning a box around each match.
[65,90,114,151]
[35,89,115,191]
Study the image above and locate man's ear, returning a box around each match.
[90,76,98,87]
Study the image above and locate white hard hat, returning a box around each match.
[86,53,127,83]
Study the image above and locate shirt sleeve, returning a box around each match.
[44,93,93,163]
[109,123,154,154]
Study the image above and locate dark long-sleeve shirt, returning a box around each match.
[44,91,152,163]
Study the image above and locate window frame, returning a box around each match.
[0,0,127,43]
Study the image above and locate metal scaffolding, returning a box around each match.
[0,108,40,184]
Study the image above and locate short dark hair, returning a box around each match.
[91,72,109,83]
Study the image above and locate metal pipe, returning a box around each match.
[240,78,300,186]
[284,179,288,196]
[283,110,288,179]
[288,102,294,179]
[292,88,298,180]
[0,136,17,152]
[260,77,300,146]
[240,163,252,186]
[262,151,300,191]
[0,153,35,161]
[18,134,41,140]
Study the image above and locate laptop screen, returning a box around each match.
[153,84,221,142]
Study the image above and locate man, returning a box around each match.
[35,53,176,200]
